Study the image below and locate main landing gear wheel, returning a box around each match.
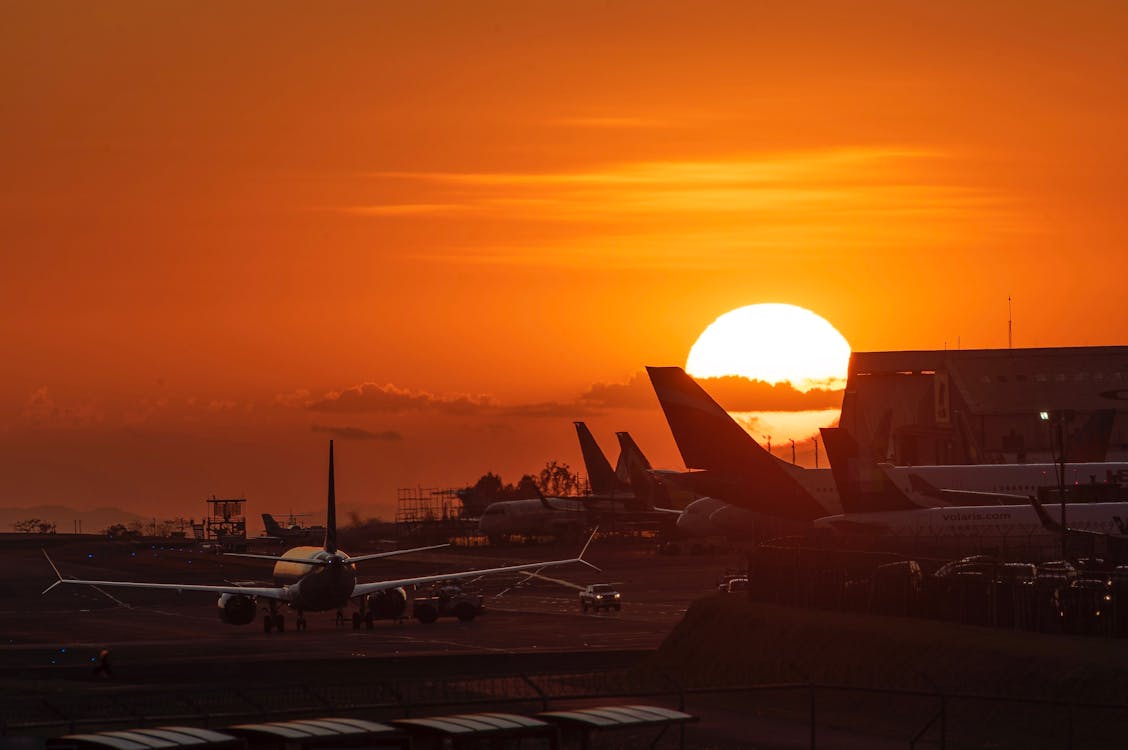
[273,613,285,633]
[263,614,273,633]
[296,614,307,631]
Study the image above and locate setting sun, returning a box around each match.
[686,303,851,392]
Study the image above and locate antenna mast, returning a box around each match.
[1008,296,1013,349]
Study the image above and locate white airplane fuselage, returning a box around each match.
[815,502,1128,538]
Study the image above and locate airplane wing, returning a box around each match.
[351,529,601,598]
[344,544,450,564]
[224,543,450,566]
[41,550,292,601]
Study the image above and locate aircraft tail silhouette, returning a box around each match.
[646,366,828,522]
[1065,409,1116,463]
[819,426,922,513]
[324,440,338,553]
[262,513,285,537]
[574,422,625,495]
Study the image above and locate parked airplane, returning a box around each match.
[575,421,630,497]
[260,512,326,541]
[646,366,841,541]
[812,496,1128,561]
[821,425,1128,513]
[478,425,680,539]
[44,441,599,632]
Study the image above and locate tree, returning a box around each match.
[538,460,583,497]
[13,518,43,533]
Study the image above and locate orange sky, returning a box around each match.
[3,2,1128,526]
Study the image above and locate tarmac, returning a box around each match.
[0,534,936,748]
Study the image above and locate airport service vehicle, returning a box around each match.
[580,583,621,612]
[412,583,484,624]
[44,441,598,634]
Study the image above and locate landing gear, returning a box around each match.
[273,613,285,632]
[336,610,345,627]
[352,611,362,630]
[365,611,375,629]
[263,611,285,633]
[296,613,307,631]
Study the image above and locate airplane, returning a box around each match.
[648,367,1128,541]
[260,512,326,541]
[44,441,600,633]
[820,425,1128,513]
[477,424,681,539]
[646,366,841,541]
[811,495,1128,561]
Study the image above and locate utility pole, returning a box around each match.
[1042,410,1070,560]
[790,438,796,465]
[813,437,819,469]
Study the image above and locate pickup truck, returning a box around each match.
[579,583,622,612]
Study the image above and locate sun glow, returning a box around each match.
[686,303,851,392]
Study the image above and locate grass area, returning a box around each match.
[638,594,1128,704]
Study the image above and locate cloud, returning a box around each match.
[307,382,495,415]
[498,401,601,419]
[334,148,1014,271]
[578,373,658,409]
[578,371,842,412]
[692,376,842,412]
[19,386,104,429]
[312,424,402,441]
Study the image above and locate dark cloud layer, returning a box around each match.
[307,383,494,415]
[579,372,842,412]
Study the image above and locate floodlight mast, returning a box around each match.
[1041,410,1069,561]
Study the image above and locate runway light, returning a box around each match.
[1040,411,1050,421]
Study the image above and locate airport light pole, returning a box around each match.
[1041,410,1069,561]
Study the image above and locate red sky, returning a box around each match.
[3,1,1128,527]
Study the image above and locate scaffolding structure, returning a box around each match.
[192,495,248,551]
[395,487,462,524]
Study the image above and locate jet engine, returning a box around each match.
[366,588,408,619]
[217,593,257,625]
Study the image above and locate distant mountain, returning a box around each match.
[0,505,144,534]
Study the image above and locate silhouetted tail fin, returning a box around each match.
[574,422,621,494]
[820,426,921,513]
[1065,409,1116,463]
[615,432,654,507]
[646,366,827,522]
[261,513,283,537]
[324,440,337,554]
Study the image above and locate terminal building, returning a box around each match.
[838,346,1128,466]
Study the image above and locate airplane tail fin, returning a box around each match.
[1065,409,1116,463]
[820,426,922,513]
[574,422,622,495]
[646,366,827,521]
[324,440,338,554]
[615,431,655,508]
[261,513,283,537]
